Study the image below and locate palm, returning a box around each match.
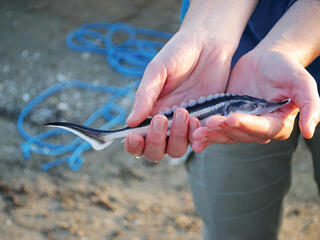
[152,64,228,115]
[191,49,320,153]
[228,51,301,103]
[226,50,319,139]
[128,30,232,124]
[150,31,231,114]
[124,29,235,160]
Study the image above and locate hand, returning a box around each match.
[191,49,320,152]
[124,0,259,161]
[124,29,233,161]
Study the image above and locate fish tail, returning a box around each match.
[44,122,114,150]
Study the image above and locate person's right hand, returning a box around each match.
[124,0,258,161]
[124,29,233,161]
[127,28,233,124]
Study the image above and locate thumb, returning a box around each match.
[295,70,320,138]
[126,61,167,127]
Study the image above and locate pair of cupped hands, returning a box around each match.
[124,29,320,162]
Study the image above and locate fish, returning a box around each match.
[45,94,291,150]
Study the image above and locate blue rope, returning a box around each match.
[17,22,172,171]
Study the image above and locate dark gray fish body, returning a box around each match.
[45,94,291,150]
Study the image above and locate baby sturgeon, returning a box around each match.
[45,94,291,150]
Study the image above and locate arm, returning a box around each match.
[125,0,258,161]
[255,0,320,138]
[256,0,320,67]
[192,0,320,152]
[127,0,258,125]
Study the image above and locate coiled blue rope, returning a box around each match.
[17,22,172,171]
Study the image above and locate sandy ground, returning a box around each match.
[1,1,319,239]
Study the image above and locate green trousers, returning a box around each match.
[186,123,320,240]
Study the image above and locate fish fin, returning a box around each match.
[45,122,113,150]
[280,98,291,106]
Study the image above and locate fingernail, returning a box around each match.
[129,135,140,147]
[153,117,165,132]
[175,111,186,125]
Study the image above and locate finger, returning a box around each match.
[299,102,320,139]
[192,127,209,141]
[193,115,233,143]
[293,69,320,138]
[193,126,235,144]
[266,111,297,140]
[223,113,296,141]
[191,119,234,151]
[191,140,210,153]
[188,117,206,153]
[191,128,211,153]
[205,115,227,129]
[217,125,266,143]
[144,114,168,161]
[223,113,274,137]
[198,114,276,143]
[124,133,145,156]
[218,116,270,142]
[167,108,189,158]
[126,60,167,127]
[188,117,201,143]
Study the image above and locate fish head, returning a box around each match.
[226,97,291,116]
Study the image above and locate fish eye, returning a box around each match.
[226,103,237,114]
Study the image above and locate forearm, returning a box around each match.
[181,0,258,53]
[256,0,320,67]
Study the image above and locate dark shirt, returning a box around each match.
[180,0,320,90]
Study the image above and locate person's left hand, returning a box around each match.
[191,48,320,153]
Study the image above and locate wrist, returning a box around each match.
[255,39,313,68]
[253,0,320,67]
[246,45,296,67]
[180,0,258,54]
